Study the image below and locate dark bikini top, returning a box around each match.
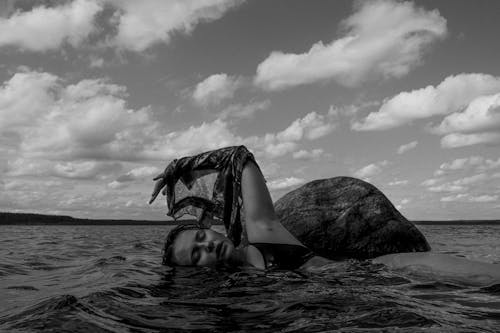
[250,243,315,270]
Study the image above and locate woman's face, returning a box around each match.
[171,228,235,266]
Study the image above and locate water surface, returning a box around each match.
[1,224,499,332]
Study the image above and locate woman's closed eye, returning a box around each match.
[192,247,201,264]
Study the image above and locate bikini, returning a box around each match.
[250,243,315,270]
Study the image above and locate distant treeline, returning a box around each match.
[0,212,498,226]
[0,212,201,225]
[413,220,500,225]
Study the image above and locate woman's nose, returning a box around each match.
[200,240,215,252]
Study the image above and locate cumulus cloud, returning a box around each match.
[244,111,336,158]
[254,0,446,91]
[108,0,243,52]
[421,178,441,186]
[441,193,498,203]
[193,74,242,106]
[428,184,466,193]
[440,132,500,148]
[267,177,305,191]
[353,73,500,131]
[0,0,102,51]
[353,160,388,181]
[388,179,409,186]
[218,100,270,120]
[53,161,122,179]
[292,148,324,160]
[397,140,418,154]
[439,157,484,171]
[436,93,500,134]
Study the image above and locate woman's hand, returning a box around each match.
[149,172,167,204]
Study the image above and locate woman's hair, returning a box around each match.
[162,224,205,266]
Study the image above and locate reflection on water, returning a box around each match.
[1,225,499,332]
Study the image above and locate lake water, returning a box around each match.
[1,224,499,332]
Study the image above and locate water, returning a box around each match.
[1,224,499,332]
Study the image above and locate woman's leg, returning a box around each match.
[241,161,303,245]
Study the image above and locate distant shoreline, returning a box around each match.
[0,212,498,226]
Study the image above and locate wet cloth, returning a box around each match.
[159,146,259,246]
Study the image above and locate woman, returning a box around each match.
[150,146,500,283]
[149,146,328,270]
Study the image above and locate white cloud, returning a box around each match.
[0,0,101,51]
[53,161,122,179]
[218,100,270,120]
[397,140,418,154]
[254,0,446,91]
[451,173,487,186]
[388,179,409,186]
[353,160,388,180]
[469,195,499,203]
[0,71,59,130]
[0,71,165,162]
[428,184,466,193]
[436,93,500,134]
[244,110,336,158]
[441,193,468,202]
[438,156,484,171]
[440,132,500,148]
[293,148,324,160]
[277,112,335,141]
[421,178,441,186]
[268,177,305,191]
[353,73,500,131]
[192,74,242,105]
[108,0,243,52]
[441,193,498,203]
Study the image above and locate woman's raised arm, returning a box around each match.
[241,161,303,246]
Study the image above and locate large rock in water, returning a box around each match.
[274,177,430,259]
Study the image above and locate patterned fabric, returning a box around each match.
[160,146,259,246]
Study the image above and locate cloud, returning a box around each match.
[397,140,418,154]
[452,173,487,186]
[108,0,243,52]
[440,193,469,202]
[192,74,242,106]
[421,178,441,186]
[267,177,305,191]
[108,166,160,189]
[440,132,500,148]
[218,100,270,120]
[293,148,324,160]
[0,0,101,51]
[353,160,388,181]
[441,193,498,203]
[254,0,446,91]
[244,111,336,158]
[438,156,484,171]
[353,73,500,131]
[53,161,122,179]
[436,93,500,134]
[428,184,466,193]
[388,179,409,186]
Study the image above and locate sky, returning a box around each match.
[0,0,499,221]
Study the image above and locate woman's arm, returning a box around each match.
[374,252,500,286]
[241,161,303,246]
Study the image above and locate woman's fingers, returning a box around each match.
[149,177,166,204]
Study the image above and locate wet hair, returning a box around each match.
[162,224,206,266]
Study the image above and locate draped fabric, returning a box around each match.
[160,146,259,246]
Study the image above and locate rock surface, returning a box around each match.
[275,177,430,259]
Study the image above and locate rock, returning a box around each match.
[274,177,430,259]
